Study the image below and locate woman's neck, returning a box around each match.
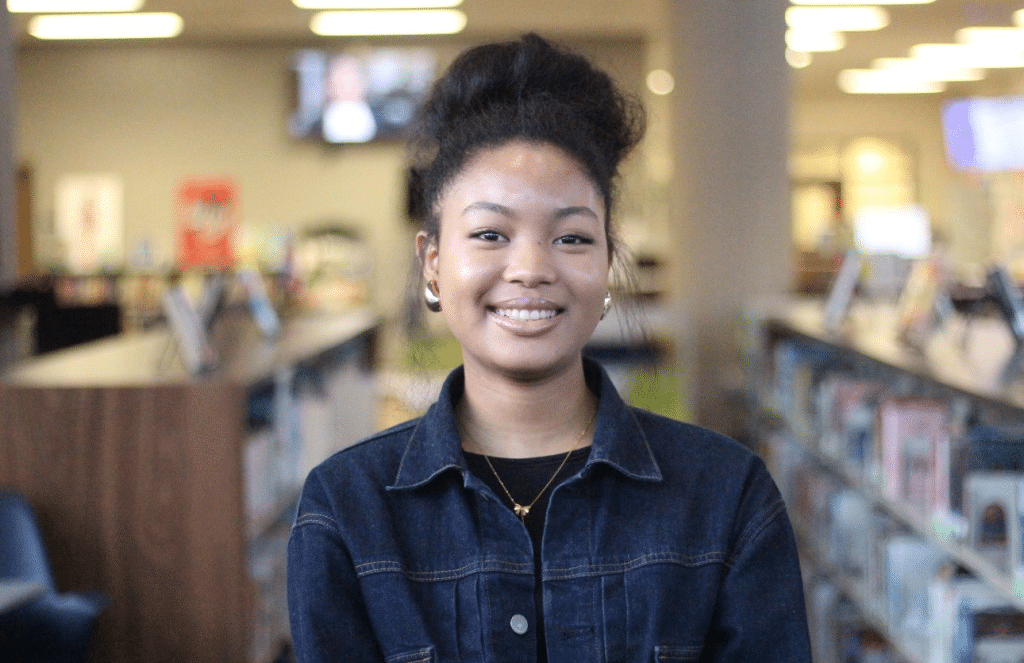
[457,357,597,459]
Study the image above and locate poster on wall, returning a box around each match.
[54,173,125,273]
[175,178,238,269]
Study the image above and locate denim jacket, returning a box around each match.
[287,361,811,662]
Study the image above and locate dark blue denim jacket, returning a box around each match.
[287,361,811,662]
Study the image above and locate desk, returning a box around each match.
[0,580,45,613]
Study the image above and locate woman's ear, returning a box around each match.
[416,231,439,282]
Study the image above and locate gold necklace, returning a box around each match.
[470,406,598,523]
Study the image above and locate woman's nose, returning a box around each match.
[503,239,555,287]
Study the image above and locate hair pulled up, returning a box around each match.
[409,33,646,244]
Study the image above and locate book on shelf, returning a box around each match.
[986,265,1024,346]
[823,249,862,333]
[827,488,872,582]
[817,374,881,480]
[876,396,953,517]
[885,535,949,661]
[162,284,219,374]
[964,472,1024,574]
[896,255,953,349]
[931,574,1024,663]
[865,510,901,620]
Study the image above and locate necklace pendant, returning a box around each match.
[513,504,530,519]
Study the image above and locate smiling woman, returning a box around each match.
[287,33,812,663]
[418,140,610,388]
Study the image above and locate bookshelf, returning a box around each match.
[748,298,1024,663]
[0,309,380,663]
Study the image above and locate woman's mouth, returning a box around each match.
[493,308,559,321]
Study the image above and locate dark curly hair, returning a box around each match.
[409,33,646,252]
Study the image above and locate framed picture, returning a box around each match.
[54,173,124,272]
[175,178,238,269]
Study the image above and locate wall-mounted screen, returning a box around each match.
[290,48,437,144]
[943,96,1024,172]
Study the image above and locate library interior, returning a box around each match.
[0,0,1023,661]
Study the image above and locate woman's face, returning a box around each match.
[420,140,611,382]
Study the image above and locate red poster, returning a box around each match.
[175,179,238,268]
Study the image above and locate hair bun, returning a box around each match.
[410,32,646,242]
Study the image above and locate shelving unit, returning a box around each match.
[749,297,1024,662]
[0,310,380,663]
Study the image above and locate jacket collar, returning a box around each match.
[388,359,663,491]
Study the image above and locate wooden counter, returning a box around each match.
[0,310,380,663]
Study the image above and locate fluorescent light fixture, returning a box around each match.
[310,9,466,35]
[8,0,142,11]
[911,43,1024,69]
[872,57,985,82]
[956,26,1024,48]
[791,0,931,4]
[786,28,845,52]
[295,0,461,7]
[838,69,944,94]
[28,12,183,39]
[786,6,889,32]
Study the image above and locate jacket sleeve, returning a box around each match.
[287,469,385,663]
[699,464,812,662]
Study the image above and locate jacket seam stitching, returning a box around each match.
[355,559,533,581]
[292,512,340,534]
[726,498,786,568]
[545,551,728,580]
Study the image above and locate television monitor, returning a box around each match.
[942,96,1024,171]
[290,47,437,144]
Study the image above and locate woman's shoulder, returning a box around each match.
[308,417,423,485]
[625,406,768,479]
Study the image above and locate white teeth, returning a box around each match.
[496,308,557,321]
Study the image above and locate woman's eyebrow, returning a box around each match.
[462,201,514,217]
[554,206,599,221]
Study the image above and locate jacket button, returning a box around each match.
[510,614,529,635]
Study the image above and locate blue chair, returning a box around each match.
[0,490,109,663]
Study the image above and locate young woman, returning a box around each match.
[287,34,811,663]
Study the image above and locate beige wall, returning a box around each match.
[15,39,647,317]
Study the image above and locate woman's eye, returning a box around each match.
[472,230,505,242]
[555,234,594,246]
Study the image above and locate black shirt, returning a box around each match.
[464,447,591,663]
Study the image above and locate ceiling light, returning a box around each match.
[786,6,889,32]
[786,49,813,69]
[838,69,945,94]
[956,26,1024,48]
[646,69,674,96]
[911,43,1024,69]
[295,0,461,7]
[872,57,985,82]
[786,28,845,52]
[28,12,183,39]
[310,9,466,35]
[8,0,142,11]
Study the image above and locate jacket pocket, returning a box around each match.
[385,647,435,663]
[654,644,702,661]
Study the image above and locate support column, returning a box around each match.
[0,5,13,287]
[671,0,791,437]
[0,4,16,371]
